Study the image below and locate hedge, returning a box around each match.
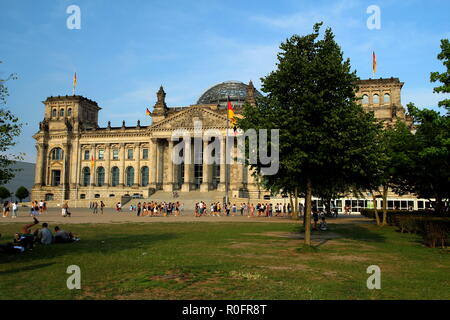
[361,209,450,248]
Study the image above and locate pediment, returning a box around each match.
[149,106,227,131]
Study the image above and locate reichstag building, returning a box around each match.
[32,78,417,210]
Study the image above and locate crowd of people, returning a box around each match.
[2,200,50,218]
[0,217,79,254]
[128,201,185,216]
[194,202,299,217]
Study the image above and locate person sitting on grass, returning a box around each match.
[0,234,26,254]
[54,226,79,243]
[13,217,40,250]
[319,217,328,231]
[35,222,53,245]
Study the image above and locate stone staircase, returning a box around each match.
[124,190,226,211]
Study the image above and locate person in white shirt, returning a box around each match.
[12,201,18,218]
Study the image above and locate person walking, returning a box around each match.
[100,201,105,214]
[12,201,18,218]
[62,201,70,217]
[93,201,98,214]
[2,201,9,218]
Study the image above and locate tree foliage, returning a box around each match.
[0,186,11,200]
[238,23,384,244]
[15,186,29,202]
[0,61,22,185]
[393,103,450,212]
[430,39,450,113]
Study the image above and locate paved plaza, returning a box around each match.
[0,206,371,225]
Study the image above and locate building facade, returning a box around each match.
[31,78,412,206]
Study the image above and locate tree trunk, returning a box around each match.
[289,193,294,218]
[324,198,331,216]
[371,192,381,226]
[293,187,299,220]
[304,178,312,246]
[382,185,388,226]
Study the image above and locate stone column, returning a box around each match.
[135,143,140,187]
[91,144,96,186]
[34,143,44,186]
[200,139,209,192]
[218,136,226,192]
[120,143,125,186]
[150,138,158,187]
[69,138,79,189]
[105,143,111,187]
[181,137,192,192]
[163,139,174,191]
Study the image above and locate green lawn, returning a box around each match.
[0,221,448,300]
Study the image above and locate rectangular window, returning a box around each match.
[142,148,148,159]
[98,150,104,160]
[51,170,61,186]
[84,150,90,160]
[113,150,119,160]
[127,149,133,160]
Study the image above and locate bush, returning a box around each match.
[361,209,450,248]
[15,186,29,202]
[0,186,11,200]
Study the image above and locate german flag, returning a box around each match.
[146,108,151,116]
[91,155,95,170]
[373,51,377,75]
[227,99,237,133]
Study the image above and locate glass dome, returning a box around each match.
[197,81,263,106]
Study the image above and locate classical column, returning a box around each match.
[200,139,210,192]
[41,144,48,186]
[218,136,226,192]
[105,143,111,187]
[69,137,79,189]
[150,138,157,187]
[90,144,96,186]
[181,137,192,192]
[119,143,125,186]
[163,139,174,192]
[34,143,43,186]
[134,143,140,187]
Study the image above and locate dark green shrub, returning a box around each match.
[361,209,449,248]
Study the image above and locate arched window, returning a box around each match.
[373,94,379,104]
[141,166,149,186]
[82,167,90,186]
[126,166,134,187]
[51,148,63,160]
[384,93,390,104]
[362,94,369,105]
[52,109,57,117]
[97,167,105,186]
[60,109,65,117]
[67,108,72,116]
[111,167,119,187]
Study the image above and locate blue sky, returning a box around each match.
[1,0,449,163]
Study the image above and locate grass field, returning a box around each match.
[0,221,449,300]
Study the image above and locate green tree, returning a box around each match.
[0,61,22,184]
[238,23,383,245]
[430,39,450,113]
[0,186,11,200]
[15,186,29,202]
[393,104,450,213]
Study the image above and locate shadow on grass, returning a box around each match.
[0,262,55,275]
[0,232,178,265]
[291,223,386,248]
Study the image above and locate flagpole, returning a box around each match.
[225,97,229,206]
